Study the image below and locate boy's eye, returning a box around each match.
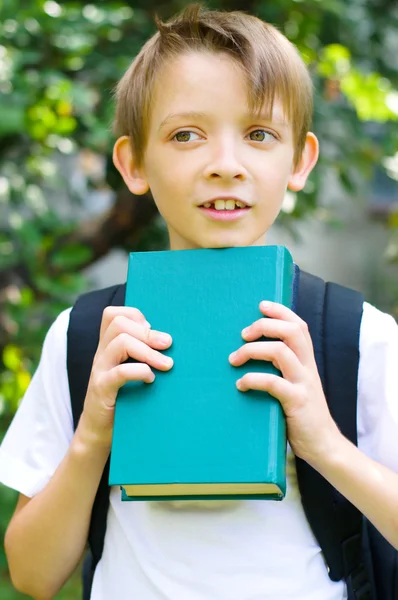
[172,129,276,143]
[249,129,275,142]
[173,131,201,143]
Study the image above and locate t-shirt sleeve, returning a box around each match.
[357,301,398,471]
[0,308,74,497]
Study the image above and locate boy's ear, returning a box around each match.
[112,136,149,195]
[287,132,319,192]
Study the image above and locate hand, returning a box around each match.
[79,306,173,449]
[228,301,341,467]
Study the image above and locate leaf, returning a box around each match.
[317,44,351,78]
[0,102,25,135]
[20,287,34,307]
[2,345,22,372]
[388,211,398,229]
[339,169,356,193]
[341,69,398,122]
[16,370,31,396]
[50,244,93,269]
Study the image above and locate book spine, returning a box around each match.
[276,246,293,308]
[271,246,290,496]
[275,246,283,303]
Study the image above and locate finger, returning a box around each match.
[100,306,150,340]
[241,318,312,367]
[259,301,311,335]
[229,341,303,383]
[101,332,173,371]
[104,363,156,401]
[236,372,296,415]
[99,314,172,353]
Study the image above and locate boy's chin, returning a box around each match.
[197,235,266,249]
[168,229,267,250]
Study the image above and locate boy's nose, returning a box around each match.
[203,142,248,181]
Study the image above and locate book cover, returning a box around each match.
[109,245,295,501]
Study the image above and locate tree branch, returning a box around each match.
[50,186,159,271]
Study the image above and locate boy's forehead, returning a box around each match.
[148,52,291,134]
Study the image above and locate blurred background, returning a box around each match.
[1,0,397,597]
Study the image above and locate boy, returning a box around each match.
[1,4,398,599]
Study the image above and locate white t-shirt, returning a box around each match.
[1,302,398,600]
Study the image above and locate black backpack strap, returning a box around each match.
[296,271,372,599]
[364,521,398,599]
[67,282,126,596]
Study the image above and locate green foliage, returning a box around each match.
[317,44,397,122]
[0,0,398,594]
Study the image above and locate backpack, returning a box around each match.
[66,269,398,600]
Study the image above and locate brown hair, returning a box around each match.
[113,3,313,169]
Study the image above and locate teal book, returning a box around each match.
[109,245,295,502]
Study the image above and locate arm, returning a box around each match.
[229,300,398,549]
[4,306,173,600]
[310,434,398,547]
[5,428,109,600]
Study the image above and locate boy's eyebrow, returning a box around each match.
[158,111,289,131]
[159,111,209,131]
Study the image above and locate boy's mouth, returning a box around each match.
[199,197,250,210]
[198,198,251,221]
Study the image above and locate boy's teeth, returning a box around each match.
[201,199,247,210]
[214,199,226,210]
[213,199,244,210]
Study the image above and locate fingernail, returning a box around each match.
[229,351,237,362]
[236,379,243,390]
[260,301,271,310]
[156,332,172,345]
[242,327,249,337]
[161,355,173,367]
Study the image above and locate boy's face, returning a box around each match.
[114,51,318,250]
